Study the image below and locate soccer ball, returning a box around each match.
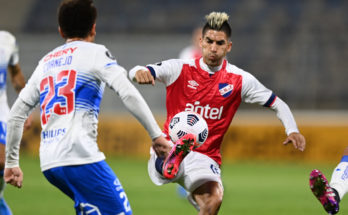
[168,111,208,148]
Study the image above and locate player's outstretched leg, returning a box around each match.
[310,169,339,214]
[162,133,196,179]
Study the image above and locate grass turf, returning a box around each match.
[4,155,346,215]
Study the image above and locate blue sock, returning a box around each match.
[155,157,164,174]
[340,155,348,162]
[0,198,12,215]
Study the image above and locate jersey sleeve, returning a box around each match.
[241,72,275,106]
[241,71,299,135]
[92,46,126,86]
[145,59,184,86]
[18,63,41,107]
[93,47,162,139]
[5,32,19,66]
[5,98,35,168]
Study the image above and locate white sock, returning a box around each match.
[330,161,348,200]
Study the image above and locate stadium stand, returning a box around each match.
[4,0,348,109]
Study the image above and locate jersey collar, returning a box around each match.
[195,58,227,77]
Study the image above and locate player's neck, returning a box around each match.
[66,38,85,43]
[66,35,95,43]
[200,58,223,74]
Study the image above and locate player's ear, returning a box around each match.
[199,36,203,48]
[227,41,232,52]
[58,27,65,39]
[90,23,96,37]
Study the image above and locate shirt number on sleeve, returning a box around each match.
[40,70,77,125]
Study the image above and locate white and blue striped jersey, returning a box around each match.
[16,41,162,171]
[0,31,19,122]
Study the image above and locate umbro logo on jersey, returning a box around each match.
[188,80,199,89]
[219,83,233,98]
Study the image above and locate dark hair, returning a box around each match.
[58,0,97,38]
[202,21,232,38]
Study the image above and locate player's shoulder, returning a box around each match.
[86,42,116,61]
[183,58,196,66]
[0,31,16,44]
[69,41,108,54]
[226,61,254,79]
[85,42,107,51]
[154,58,192,68]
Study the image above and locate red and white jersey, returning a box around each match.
[130,58,299,165]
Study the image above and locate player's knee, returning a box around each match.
[199,193,223,215]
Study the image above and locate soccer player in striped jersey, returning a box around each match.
[0,30,32,215]
[130,12,306,214]
[4,0,170,214]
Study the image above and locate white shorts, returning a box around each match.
[148,147,223,193]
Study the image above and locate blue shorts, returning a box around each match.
[0,121,6,145]
[43,160,132,215]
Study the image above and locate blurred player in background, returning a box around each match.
[309,148,348,214]
[3,0,170,214]
[0,30,32,215]
[130,12,306,214]
[178,27,202,60]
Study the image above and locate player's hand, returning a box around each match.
[24,114,33,130]
[152,136,171,159]
[4,167,23,188]
[283,132,306,151]
[134,70,155,86]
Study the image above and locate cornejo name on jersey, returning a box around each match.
[185,101,223,120]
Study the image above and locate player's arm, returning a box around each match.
[241,72,306,151]
[268,97,306,151]
[4,98,36,188]
[5,64,40,188]
[105,65,171,157]
[95,50,171,157]
[129,59,184,87]
[129,65,155,85]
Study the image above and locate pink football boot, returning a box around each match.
[162,134,196,179]
[310,169,339,214]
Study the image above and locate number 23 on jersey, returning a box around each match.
[40,70,77,125]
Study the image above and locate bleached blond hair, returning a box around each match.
[205,12,229,29]
[203,12,232,37]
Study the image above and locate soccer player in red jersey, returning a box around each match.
[130,12,306,214]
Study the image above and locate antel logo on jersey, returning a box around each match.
[219,83,233,98]
[187,80,199,89]
[185,101,223,120]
